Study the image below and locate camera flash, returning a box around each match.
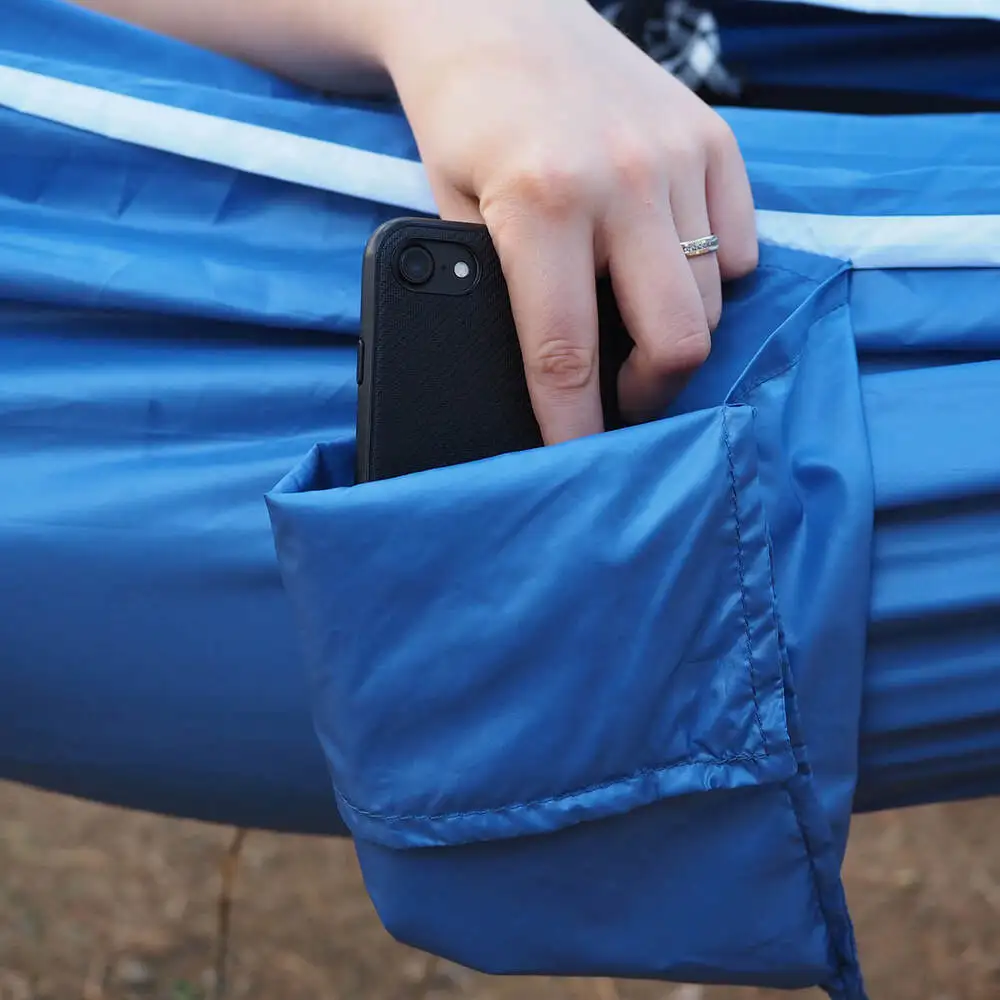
[453,260,471,279]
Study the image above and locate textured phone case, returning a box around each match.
[358,219,632,482]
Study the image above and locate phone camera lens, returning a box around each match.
[398,245,434,285]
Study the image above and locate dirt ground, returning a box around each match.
[1,781,998,1000]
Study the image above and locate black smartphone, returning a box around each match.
[355,217,632,483]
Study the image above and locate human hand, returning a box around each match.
[372,0,759,443]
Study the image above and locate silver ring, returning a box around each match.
[681,235,720,259]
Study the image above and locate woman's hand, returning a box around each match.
[72,0,759,443]
[374,0,759,442]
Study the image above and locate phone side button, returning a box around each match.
[356,338,365,385]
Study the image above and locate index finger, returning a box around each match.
[487,211,604,445]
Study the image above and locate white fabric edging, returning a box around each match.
[0,64,437,214]
[756,211,1000,269]
[759,0,1000,19]
[2,65,999,270]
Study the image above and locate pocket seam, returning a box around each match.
[722,404,768,748]
[335,747,771,825]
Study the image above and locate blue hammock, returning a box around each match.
[2,2,999,998]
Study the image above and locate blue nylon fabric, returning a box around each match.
[0,304,348,833]
[0,104,397,331]
[726,107,1000,812]
[0,2,998,994]
[858,357,1000,811]
[711,1,1000,101]
[727,108,1000,215]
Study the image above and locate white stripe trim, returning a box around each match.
[1,66,999,270]
[759,0,1000,18]
[0,65,437,214]
[756,211,1000,268]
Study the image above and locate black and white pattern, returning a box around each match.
[598,1,739,98]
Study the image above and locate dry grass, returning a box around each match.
[1,781,999,1000]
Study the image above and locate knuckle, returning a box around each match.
[702,114,740,160]
[527,338,597,393]
[664,137,704,176]
[609,136,661,195]
[496,159,593,221]
[647,319,712,372]
[672,327,713,370]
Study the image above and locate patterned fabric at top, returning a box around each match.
[600,0,1000,111]
[598,1,740,97]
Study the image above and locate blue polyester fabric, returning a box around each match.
[711,1,1000,102]
[2,2,1000,996]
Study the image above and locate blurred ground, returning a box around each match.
[1,781,998,1000]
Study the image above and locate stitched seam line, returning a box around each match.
[336,749,770,824]
[783,785,859,998]
[721,406,768,747]
[735,290,861,993]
